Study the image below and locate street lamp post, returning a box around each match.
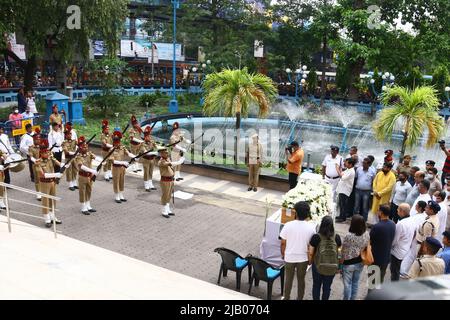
[445,86,450,103]
[286,65,308,100]
[169,0,180,113]
[369,71,395,100]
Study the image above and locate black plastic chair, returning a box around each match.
[247,256,285,300]
[214,247,251,292]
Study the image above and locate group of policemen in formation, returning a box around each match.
[0,109,188,227]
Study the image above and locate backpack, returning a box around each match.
[314,234,339,276]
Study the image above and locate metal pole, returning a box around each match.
[52,200,57,239]
[295,75,298,99]
[151,42,155,80]
[4,186,11,233]
[172,0,177,101]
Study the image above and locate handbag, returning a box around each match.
[361,242,374,266]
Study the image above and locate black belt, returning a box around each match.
[326,175,340,179]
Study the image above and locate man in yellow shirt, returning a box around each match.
[285,141,304,189]
[371,162,396,216]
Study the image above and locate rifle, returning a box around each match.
[48,143,58,153]
[129,147,158,164]
[92,146,117,182]
[122,122,131,135]
[4,158,28,168]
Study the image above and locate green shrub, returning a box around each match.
[140,93,158,109]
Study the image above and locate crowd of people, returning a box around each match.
[279,143,450,300]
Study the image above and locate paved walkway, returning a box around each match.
[1,164,369,300]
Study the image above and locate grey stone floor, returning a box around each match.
[2,169,371,300]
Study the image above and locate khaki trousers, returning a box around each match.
[171,150,181,172]
[0,172,4,197]
[40,182,56,215]
[33,165,40,193]
[78,175,92,203]
[101,150,112,172]
[130,144,140,156]
[284,261,309,300]
[112,166,125,193]
[160,181,173,204]
[65,161,77,182]
[142,159,155,181]
[248,164,260,187]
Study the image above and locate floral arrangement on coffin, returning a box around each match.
[281,178,333,224]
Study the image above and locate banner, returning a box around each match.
[254,40,264,58]
[6,33,26,60]
[120,40,184,61]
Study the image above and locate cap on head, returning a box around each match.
[425,237,442,250]
[39,139,49,153]
[384,149,393,155]
[65,123,72,132]
[426,160,436,166]
[112,130,122,141]
[102,119,109,130]
[77,136,86,147]
[427,200,441,213]
[144,126,152,136]
[33,128,41,140]
[131,115,138,125]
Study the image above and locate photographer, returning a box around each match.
[439,140,450,187]
[285,141,304,189]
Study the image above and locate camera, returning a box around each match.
[285,146,293,153]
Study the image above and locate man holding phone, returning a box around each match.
[439,140,450,187]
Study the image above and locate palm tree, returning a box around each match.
[373,85,444,162]
[202,68,278,165]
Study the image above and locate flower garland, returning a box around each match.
[281,178,333,224]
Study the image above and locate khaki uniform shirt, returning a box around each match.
[246,142,263,165]
[416,214,440,243]
[129,127,142,144]
[407,255,445,279]
[62,140,77,157]
[75,152,95,171]
[138,140,157,159]
[396,163,411,175]
[37,157,58,177]
[101,133,112,150]
[158,157,174,178]
[109,145,130,163]
[29,145,40,159]
[49,113,63,126]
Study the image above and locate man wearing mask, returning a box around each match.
[322,145,344,200]
[285,141,304,190]
[432,191,447,244]
[390,172,412,222]
[426,167,442,195]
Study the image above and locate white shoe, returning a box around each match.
[50,213,62,224]
[69,181,74,188]
[81,202,89,214]
[36,194,42,200]
[148,180,156,190]
[0,200,6,209]
[115,193,121,203]
[44,214,52,227]
[144,181,149,191]
[166,204,174,215]
[162,205,170,218]
[119,193,127,202]
[108,171,112,179]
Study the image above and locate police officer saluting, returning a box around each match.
[139,126,158,192]
[158,147,184,218]
[74,136,102,215]
[109,130,136,203]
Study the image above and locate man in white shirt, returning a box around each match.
[335,158,356,222]
[19,123,35,182]
[21,106,34,124]
[0,124,14,184]
[322,145,344,200]
[433,191,448,244]
[48,122,64,172]
[346,146,363,168]
[410,180,432,216]
[390,203,416,281]
[280,201,316,300]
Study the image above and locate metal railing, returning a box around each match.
[0,182,61,238]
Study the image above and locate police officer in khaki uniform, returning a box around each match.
[62,124,78,191]
[36,139,64,227]
[246,133,263,192]
[128,115,143,173]
[100,119,113,181]
[169,122,188,181]
[407,237,445,279]
[416,200,440,245]
[139,126,158,192]
[74,136,102,215]
[158,147,184,218]
[29,128,42,200]
[109,130,136,203]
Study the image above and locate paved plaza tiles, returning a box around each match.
[0,166,369,300]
